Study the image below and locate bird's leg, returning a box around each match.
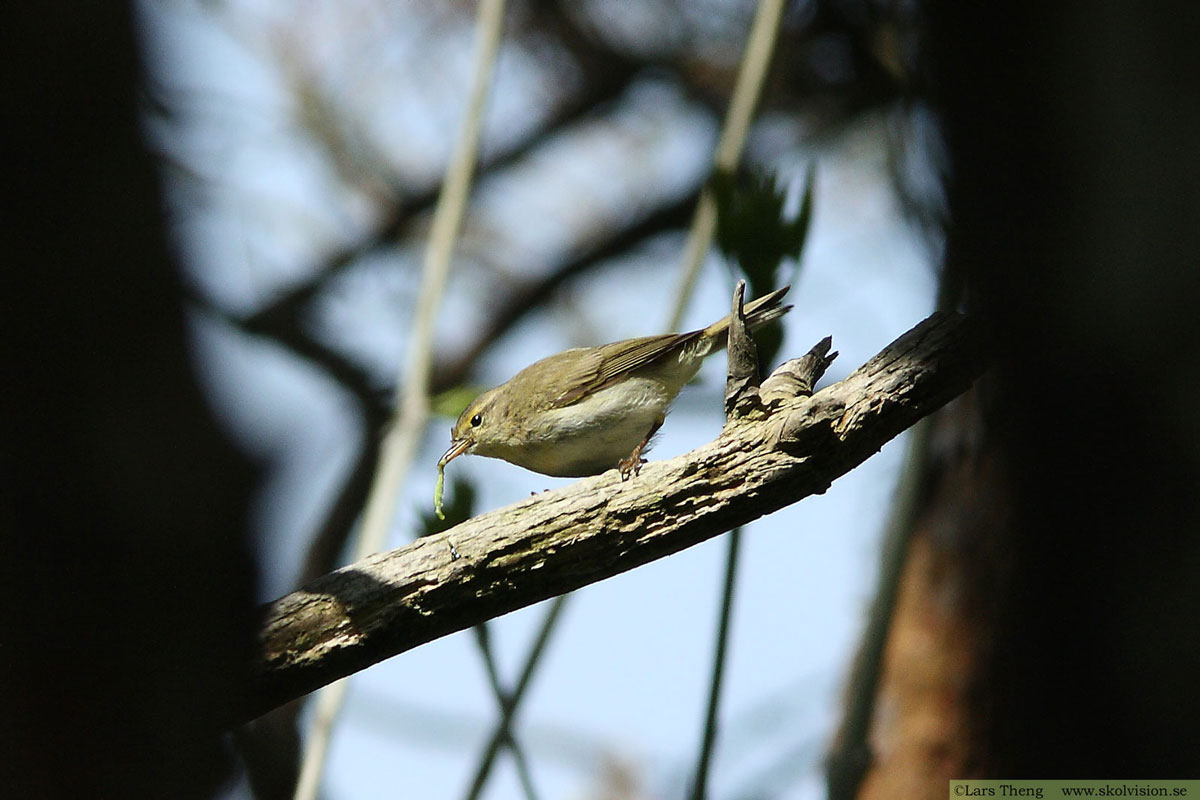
[618,418,663,480]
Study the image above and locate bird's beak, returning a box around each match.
[438,437,470,468]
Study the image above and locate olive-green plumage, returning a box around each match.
[440,286,791,478]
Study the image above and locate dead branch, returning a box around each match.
[242,311,986,723]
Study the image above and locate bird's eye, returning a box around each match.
[470,413,482,427]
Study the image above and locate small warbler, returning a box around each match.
[439,286,791,479]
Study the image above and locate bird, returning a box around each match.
[439,286,791,479]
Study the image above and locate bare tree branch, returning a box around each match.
[241,311,986,723]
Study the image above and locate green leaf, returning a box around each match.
[712,164,818,300]
[713,164,818,366]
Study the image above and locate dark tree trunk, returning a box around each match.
[0,4,258,797]
[838,2,1200,795]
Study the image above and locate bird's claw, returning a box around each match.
[618,455,647,481]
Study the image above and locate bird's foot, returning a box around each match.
[618,420,662,481]
[618,453,647,481]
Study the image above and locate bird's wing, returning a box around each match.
[550,331,701,407]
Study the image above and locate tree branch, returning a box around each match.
[242,311,987,723]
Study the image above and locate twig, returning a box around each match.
[469,624,541,800]
[669,0,788,329]
[241,312,987,723]
[292,2,508,798]
[461,597,567,800]
[677,4,789,785]
[690,280,819,800]
[683,2,792,787]
[689,528,742,800]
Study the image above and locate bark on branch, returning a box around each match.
[242,311,987,723]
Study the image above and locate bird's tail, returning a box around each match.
[699,285,792,346]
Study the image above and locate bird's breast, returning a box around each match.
[514,377,675,477]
